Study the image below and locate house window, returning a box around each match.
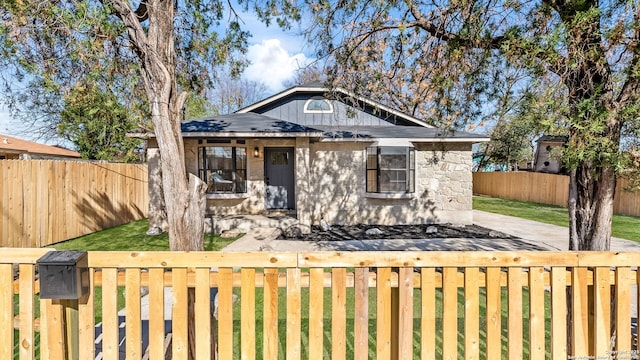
[366,147,415,193]
[304,97,333,113]
[198,146,247,194]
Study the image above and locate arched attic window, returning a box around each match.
[303,97,333,113]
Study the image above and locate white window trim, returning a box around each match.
[303,98,333,114]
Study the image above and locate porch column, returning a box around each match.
[295,137,312,233]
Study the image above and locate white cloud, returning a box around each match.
[244,39,312,92]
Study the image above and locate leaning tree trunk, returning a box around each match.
[108,1,208,358]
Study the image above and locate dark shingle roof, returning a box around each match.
[314,125,488,141]
[180,113,323,136]
[177,114,488,142]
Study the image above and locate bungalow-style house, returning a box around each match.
[0,134,80,160]
[146,83,489,232]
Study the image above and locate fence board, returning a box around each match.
[421,267,436,359]
[0,160,148,247]
[194,268,211,360]
[354,268,369,360]
[0,264,13,360]
[125,269,142,360]
[397,267,414,359]
[507,268,523,360]
[529,267,546,359]
[572,267,590,357]
[171,268,188,360]
[442,267,458,359]
[473,172,640,216]
[286,268,302,360]
[593,267,611,357]
[332,268,347,360]
[147,268,165,360]
[486,267,502,359]
[241,268,256,360]
[218,268,234,360]
[18,264,35,360]
[264,268,279,360]
[376,267,392,359]
[308,268,324,358]
[102,268,119,359]
[78,269,95,360]
[615,267,632,353]
[464,267,480,360]
[551,267,567,359]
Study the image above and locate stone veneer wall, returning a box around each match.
[148,139,474,227]
[305,142,473,226]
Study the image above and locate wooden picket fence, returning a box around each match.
[0,160,148,247]
[473,171,640,217]
[4,248,640,359]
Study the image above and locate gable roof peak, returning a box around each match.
[236,84,432,128]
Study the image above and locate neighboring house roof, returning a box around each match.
[536,135,568,143]
[0,134,80,158]
[236,82,431,128]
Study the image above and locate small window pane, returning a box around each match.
[271,152,288,165]
[306,99,331,111]
[236,148,246,170]
[366,170,377,192]
[366,146,415,194]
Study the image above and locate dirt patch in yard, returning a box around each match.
[278,224,517,241]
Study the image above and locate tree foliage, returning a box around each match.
[306,0,640,250]
[59,84,143,161]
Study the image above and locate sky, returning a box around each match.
[0,8,314,145]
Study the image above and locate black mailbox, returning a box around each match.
[37,251,89,300]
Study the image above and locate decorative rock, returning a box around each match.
[425,226,438,234]
[220,228,242,238]
[282,225,303,239]
[320,219,332,231]
[259,244,274,252]
[488,230,503,238]
[365,228,383,236]
[145,227,163,236]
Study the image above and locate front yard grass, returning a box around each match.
[49,218,240,251]
[473,195,640,242]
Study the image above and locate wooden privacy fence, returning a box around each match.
[473,171,640,216]
[4,248,640,360]
[0,160,148,247]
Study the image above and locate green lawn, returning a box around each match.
[228,279,551,359]
[49,218,240,251]
[14,218,241,357]
[473,195,640,242]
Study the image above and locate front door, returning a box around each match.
[264,147,295,209]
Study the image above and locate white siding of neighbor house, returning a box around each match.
[169,138,474,227]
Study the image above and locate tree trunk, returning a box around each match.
[107,1,208,358]
[568,155,617,251]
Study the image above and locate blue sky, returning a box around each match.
[0,8,314,145]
